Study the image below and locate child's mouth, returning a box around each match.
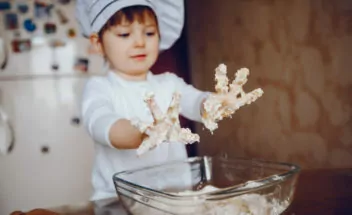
[131,54,147,61]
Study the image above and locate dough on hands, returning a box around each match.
[133,92,199,156]
[202,64,264,133]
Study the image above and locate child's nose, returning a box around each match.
[134,34,145,47]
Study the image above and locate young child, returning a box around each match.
[76,0,261,201]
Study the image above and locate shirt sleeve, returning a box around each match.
[81,77,121,147]
[166,73,210,122]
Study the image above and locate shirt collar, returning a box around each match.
[107,70,154,88]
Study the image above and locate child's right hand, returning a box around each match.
[132,92,199,156]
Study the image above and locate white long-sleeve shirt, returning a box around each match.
[81,71,208,201]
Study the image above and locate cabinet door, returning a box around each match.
[0,77,94,214]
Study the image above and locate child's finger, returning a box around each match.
[178,128,200,144]
[144,93,164,121]
[167,92,181,120]
[227,88,263,108]
[245,88,264,104]
[214,64,229,94]
[234,67,249,86]
[136,138,153,156]
[137,133,159,156]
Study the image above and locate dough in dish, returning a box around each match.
[132,92,200,156]
[202,64,264,133]
[128,185,288,215]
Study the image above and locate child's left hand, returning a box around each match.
[132,92,199,156]
[201,64,264,133]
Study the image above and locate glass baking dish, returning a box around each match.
[113,156,300,215]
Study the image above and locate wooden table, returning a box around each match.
[11,168,352,215]
[284,168,352,215]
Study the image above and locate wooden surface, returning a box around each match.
[12,168,352,215]
[283,168,352,215]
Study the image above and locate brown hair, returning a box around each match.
[98,5,158,41]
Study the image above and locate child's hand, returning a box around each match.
[202,64,264,133]
[132,92,199,156]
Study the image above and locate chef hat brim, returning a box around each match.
[75,0,184,51]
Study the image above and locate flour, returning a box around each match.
[127,185,288,215]
[243,180,264,188]
[272,175,283,180]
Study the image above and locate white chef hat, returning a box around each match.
[75,0,184,51]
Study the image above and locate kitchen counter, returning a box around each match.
[11,168,352,215]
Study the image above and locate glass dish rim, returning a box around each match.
[113,156,301,201]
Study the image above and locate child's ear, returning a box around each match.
[89,33,104,55]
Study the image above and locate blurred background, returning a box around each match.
[186,0,352,169]
[0,0,351,214]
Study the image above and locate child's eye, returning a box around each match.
[146,32,156,37]
[117,33,130,38]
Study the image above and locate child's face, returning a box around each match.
[98,15,159,80]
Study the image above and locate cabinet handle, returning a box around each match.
[71,117,81,126]
[0,106,15,154]
[0,37,8,70]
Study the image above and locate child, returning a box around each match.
[76,0,259,201]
